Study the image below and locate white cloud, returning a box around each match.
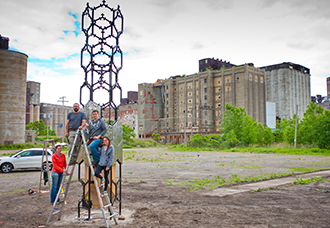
[1,0,330,107]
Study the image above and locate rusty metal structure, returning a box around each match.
[78,0,124,218]
[80,0,124,122]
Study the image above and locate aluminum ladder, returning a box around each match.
[46,130,117,227]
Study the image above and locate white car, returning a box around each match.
[0,148,53,173]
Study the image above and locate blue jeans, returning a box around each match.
[50,172,63,204]
[89,138,101,162]
[95,164,110,191]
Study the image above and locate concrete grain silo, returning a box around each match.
[0,35,28,145]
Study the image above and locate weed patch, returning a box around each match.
[292,176,324,185]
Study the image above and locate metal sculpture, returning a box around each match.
[78,0,124,218]
[80,0,124,122]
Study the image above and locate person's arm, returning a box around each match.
[63,154,69,175]
[65,119,70,138]
[100,119,108,137]
[106,146,114,170]
[78,119,86,130]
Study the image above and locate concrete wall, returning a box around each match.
[0,50,28,144]
[138,83,164,137]
[264,67,310,120]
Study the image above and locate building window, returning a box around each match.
[167,100,168,104]
[260,76,264,83]
[188,99,192,103]
[166,85,168,89]
[167,122,169,127]
[255,75,258,82]
[204,88,207,92]
[204,95,207,100]
[166,93,168,98]
[249,73,252,81]
[226,86,231,92]
[204,78,207,83]
[167,107,168,111]
[167,114,169,118]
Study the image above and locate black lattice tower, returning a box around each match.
[80,0,123,122]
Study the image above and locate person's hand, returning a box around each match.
[65,133,69,138]
[65,170,70,175]
[78,126,83,130]
[106,168,109,171]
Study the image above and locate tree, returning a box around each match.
[25,120,56,136]
[221,103,247,140]
[122,124,136,141]
[240,115,258,145]
[313,110,330,149]
[221,103,260,146]
[152,133,161,142]
[299,102,323,146]
[263,126,275,146]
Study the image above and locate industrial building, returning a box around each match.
[26,81,41,125]
[40,103,72,137]
[260,62,311,120]
[0,35,28,145]
[136,58,266,143]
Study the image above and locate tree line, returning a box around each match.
[188,102,330,149]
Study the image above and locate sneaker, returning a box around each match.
[57,198,61,202]
[101,190,106,195]
[99,178,103,186]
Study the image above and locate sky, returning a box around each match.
[1,0,330,106]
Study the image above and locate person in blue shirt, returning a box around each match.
[94,136,114,194]
[87,110,107,166]
[65,103,87,154]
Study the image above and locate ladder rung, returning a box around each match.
[106,214,116,220]
[103,204,112,208]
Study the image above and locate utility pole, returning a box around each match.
[184,110,187,146]
[57,96,69,143]
[294,105,298,148]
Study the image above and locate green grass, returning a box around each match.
[180,172,295,191]
[167,144,330,156]
[123,139,160,148]
[285,167,326,173]
[0,189,28,195]
[0,143,43,150]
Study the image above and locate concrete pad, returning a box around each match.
[203,170,330,197]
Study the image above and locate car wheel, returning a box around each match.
[42,162,53,171]
[1,163,13,173]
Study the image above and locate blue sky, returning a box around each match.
[1,0,330,105]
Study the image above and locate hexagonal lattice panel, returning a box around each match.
[80,0,123,120]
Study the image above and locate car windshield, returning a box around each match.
[10,150,24,157]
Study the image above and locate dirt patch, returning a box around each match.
[0,148,329,227]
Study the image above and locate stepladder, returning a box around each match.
[39,139,55,195]
[46,130,117,227]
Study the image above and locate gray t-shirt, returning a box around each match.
[88,118,107,139]
[67,112,87,130]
